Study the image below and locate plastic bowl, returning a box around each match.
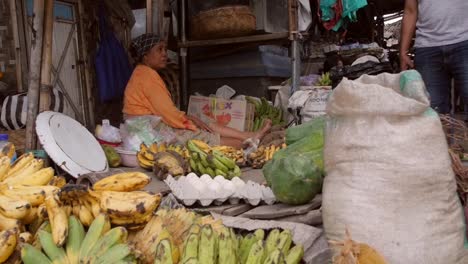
[97,138,121,147]
[115,148,139,168]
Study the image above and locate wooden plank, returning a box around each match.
[77,0,94,129]
[25,0,45,151]
[239,195,322,219]
[191,203,252,217]
[276,209,322,226]
[223,204,253,216]
[178,32,289,48]
[191,204,239,215]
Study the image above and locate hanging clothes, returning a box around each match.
[319,0,368,31]
[94,6,133,103]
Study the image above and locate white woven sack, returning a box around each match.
[323,70,465,264]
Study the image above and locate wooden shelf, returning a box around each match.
[178,32,289,48]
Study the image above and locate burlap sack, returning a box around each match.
[322,70,466,263]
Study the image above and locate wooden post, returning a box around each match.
[146,0,153,33]
[39,0,54,113]
[25,0,45,151]
[15,0,30,92]
[9,0,23,93]
[77,0,95,130]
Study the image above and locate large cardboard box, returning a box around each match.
[188,96,254,132]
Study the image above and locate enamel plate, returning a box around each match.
[36,111,108,178]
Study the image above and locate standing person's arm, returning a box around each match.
[400,0,418,71]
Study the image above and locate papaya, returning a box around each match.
[102,145,121,167]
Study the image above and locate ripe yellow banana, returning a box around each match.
[7,167,54,186]
[5,153,35,178]
[3,159,46,186]
[191,139,211,152]
[137,152,154,169]
[140,143,155,161]
[150,142,159,153]
[93,172,151,192]
[81,194,101,218]
[0,195,31,219]
[108,211,153,226]
[1,185,59,206]
[19,232,33,243]
[0,156,11,181]
[78,202,94,227]
[100,191,161,219]
[0,211,21,231]
[48,175,67,188]
[22,207,38,225]
[44,194,68,246]
[71,201,81,218]
[0,229,17,263]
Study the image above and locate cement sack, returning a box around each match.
[322,70,466,264]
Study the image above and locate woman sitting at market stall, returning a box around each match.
[123,33,271,148]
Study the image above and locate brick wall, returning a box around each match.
[0,0,17,90]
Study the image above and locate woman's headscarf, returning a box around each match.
[131,33,162,60]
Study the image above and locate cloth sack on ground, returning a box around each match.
[322,70,466,264]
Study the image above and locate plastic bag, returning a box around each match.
[263,118,325,205]
[120,116,162,151]
[285,116,326,145]
[95,119,121,143]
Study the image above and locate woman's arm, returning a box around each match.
[186,115,213,132]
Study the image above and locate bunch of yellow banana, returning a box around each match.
[0,153,62,238]
[60,185,101,228]
[95,190,161,229]
[93,171,151,192]
[187,140,241,179]
[151,142,190,159]
[248,143,287,169]
[212,145,246,167]
[138,143,190,170]
[21,214,139,264]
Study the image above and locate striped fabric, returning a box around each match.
[0,89,64,130]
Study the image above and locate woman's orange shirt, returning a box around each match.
[123,65,196,130]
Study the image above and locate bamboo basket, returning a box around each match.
[190,5,256,40]
[440,114,468,204]
[0,129,26,155]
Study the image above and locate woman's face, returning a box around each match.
[143,41,168,70]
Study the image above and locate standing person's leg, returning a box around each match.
[447,40,468,114]
[414,46,452,113]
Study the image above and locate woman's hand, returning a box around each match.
[187,115,213,133]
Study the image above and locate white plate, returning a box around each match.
[36,111,108,178]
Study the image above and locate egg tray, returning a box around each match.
[164,173,276,207]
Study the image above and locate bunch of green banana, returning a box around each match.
[239,229,303,264]
[316,72,332,86]
[187,140,241,179]
[246,97,283,131]
[21,214,138,264]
